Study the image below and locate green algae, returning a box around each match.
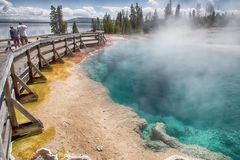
[12,61,72,160]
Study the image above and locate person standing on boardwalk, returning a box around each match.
[17,22,28,45]
[9,26,20,49]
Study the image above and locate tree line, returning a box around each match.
[92,3,143,34]
[92,1,238,34]
[160,0,234,28]
[50,2,238,35]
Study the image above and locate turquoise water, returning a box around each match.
[82,30,240,159]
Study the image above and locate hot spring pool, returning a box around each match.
[82,28,240,160]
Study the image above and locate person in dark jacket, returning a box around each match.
[9,26,20,48]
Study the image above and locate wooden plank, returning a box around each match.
[73,36,76,52]
[37,45,42,68]
[37,49,52,71]
[10,64,20,99]
[19,67,29,79]
[81,34,96,37]
[29,61,47,81]
[0,101,8,135]
[52,41,64,63]
[12,98,38,123]
[66,45,73,56]
[55,45,66,51]
[2,118,11,157]
[14,74,36,96]
[0,137,6,160]
[0,53,14,95]
[53,49,64,63]
[14,41,40,60]
[41,49,53,56]
[82,39,98,42]
[12,121,43,140]
[26,50,34,83]
[3,79,18,128]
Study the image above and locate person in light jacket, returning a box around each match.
[17,22,28,45]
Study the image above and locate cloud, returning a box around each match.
[0,0,50,20]
[0,0,239,21]
[102,6,129,18]
[148,0,159,6]
[63,6,104,19]
[0,0,103,20]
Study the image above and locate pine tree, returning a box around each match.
[121,10,125,33]
[103,14,114,34]
[124,12,132,34]
[57,6,65,33]
[143,12,152,33]
[72,21,79,33]
[119,11,123,31]
[196,3,201,17]
[50,5,67,34]
[121,11,129,34]
[50,6,58,33]
[152,9,159,27]
[136,3,143,32]
[130,4,137,31]
[164,0,172,20]
[60,21,68,34]
[206,2,215,15]
[175,4,181,18]
[192,10,196,17]
[96,17,100,30]
[114,12,121,33]
[91,18,97,32]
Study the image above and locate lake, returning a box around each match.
[83,27,240,160]
[0,22,91,39]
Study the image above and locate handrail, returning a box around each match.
[0,31,104,43]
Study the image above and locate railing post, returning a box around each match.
[52,41,56,62]
[37,45,42,68]
[65,38,68,56]
[26,50,34,83]
[52,40,64,63]
[4,78,18,128]
[10,64,20,99]
[98,32,100,46]
[0,138,6,160]
[80,35,82,48]
[5,40,11,51]
[73,36,76,52]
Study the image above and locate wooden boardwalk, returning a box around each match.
[0,31,106,160]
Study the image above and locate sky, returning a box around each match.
[0,0,240,21]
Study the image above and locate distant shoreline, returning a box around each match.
[0,21,50,23]
[0,21,92,23]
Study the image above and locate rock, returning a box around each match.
[134,118,148,133]
[138,118,148,131]
[67,155,91,160]
[150,123,181,148]
[145,140,167,152]
[149,123,232,160]
[33,148,58,160]
[96,145,104,152]
[165,155,188,160]
[180,145,231,160]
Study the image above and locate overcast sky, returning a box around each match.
[0,0,239,21]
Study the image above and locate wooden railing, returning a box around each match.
[0,31,106,53]
[0,31,106,160]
